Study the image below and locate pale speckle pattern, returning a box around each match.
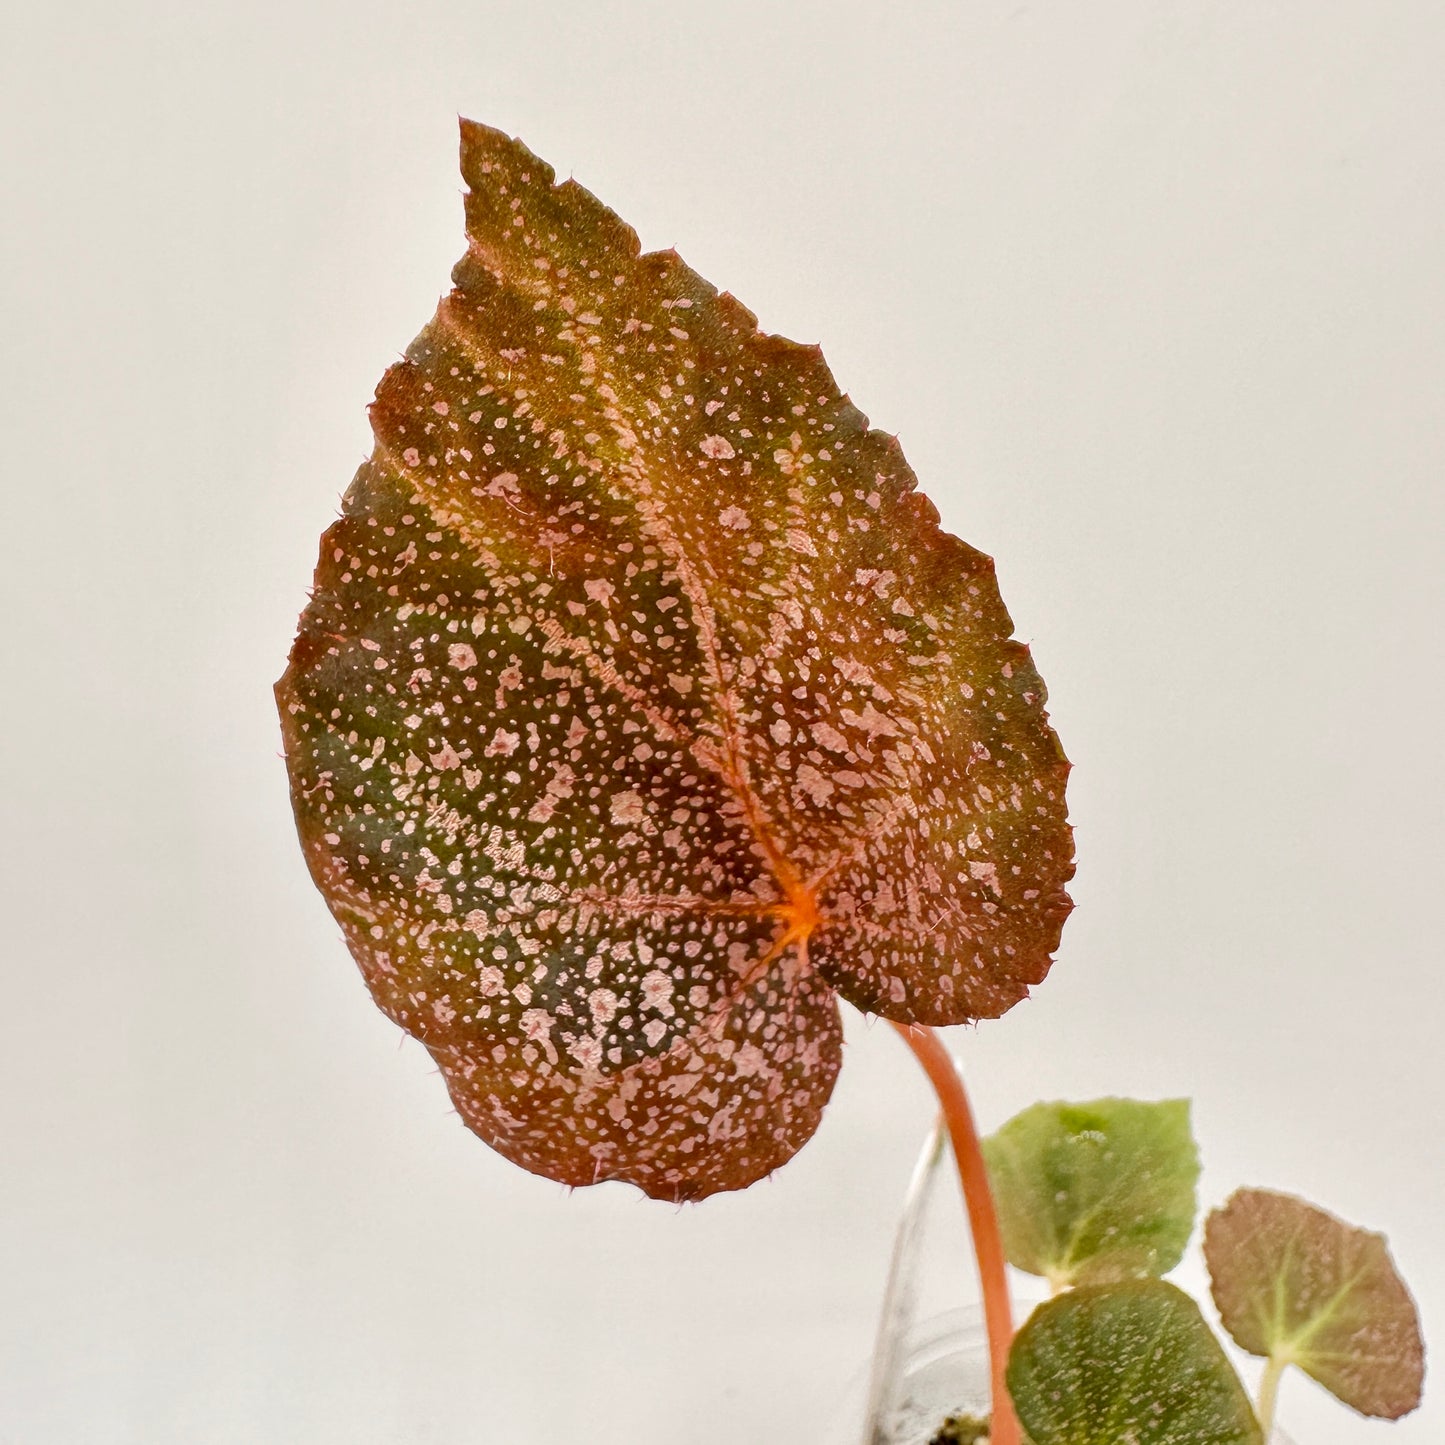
[276,121,1073,1202]
[1009,1281,1265,1445]
[1204,1189,1425,1419]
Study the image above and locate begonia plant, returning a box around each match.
[278,122,1421,1444]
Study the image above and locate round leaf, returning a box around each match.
[1007,1280,1263,1445]
[982,1097,1200,1288]
[1204,1188,1424,1419]
[276,121,1074,1200]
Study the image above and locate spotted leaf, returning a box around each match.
[1205,1188,1425,1420]
[276,121,1074,1201]
[1007,1281,1263,1445]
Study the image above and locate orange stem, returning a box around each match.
[890,1021,1019,1445]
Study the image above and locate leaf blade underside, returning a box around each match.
[1204,1188,1425,1419]
[276,121,1074,1200]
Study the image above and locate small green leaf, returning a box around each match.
[1007,1280,1263,1445]
[981,1098,1200,1288]
[1204,1188,1424,1420]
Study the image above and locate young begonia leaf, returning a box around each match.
[1007,1281,1263,1445]
[982,1097,1200,1288]
[276,121,1073,1201]
[1204,1188,1424,1419]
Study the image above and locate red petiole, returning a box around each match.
[891,1022,1019,1445]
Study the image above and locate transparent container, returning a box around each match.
[842,1305,1296,1445]
[864,1301,998,1444]
[830,1122,1294,1445]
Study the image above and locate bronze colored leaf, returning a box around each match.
[276,121,1074,1200]
[1204,1188,1425,1419]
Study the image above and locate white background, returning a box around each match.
[3,3,1442,1442]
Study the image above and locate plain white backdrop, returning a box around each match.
[3,3,1442,1442]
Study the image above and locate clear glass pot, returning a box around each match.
[834,1304,1296,1445]
[861,1301,1003,1444]
[828,1123,1294,1445]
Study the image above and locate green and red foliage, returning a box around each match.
[1206,1188,1425,1421]
[276,120,1073,1202]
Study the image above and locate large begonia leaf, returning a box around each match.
[276,121,1074,1201]
[982,1097,1200,1288]
[1204,1188,1424,1419]
[1007,1281,1263,1445]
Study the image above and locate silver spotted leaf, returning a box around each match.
[1007,1281,1263,1445]
[276,121,1074,1200]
